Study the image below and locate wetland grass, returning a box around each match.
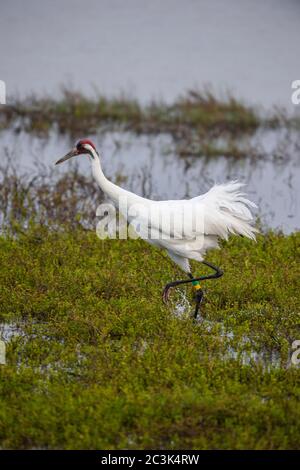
[0,195,299,448]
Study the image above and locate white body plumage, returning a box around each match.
[88,145,257,273]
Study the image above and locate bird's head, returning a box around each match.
[55,139,98,165]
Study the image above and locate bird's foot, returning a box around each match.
[162,281,180,303]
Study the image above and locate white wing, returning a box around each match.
[117,181,258,271]
[191,180,258,240]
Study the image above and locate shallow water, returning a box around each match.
[0,319,284,371]
[0,322,22,342]
[1,128,299,233]
[160,297,284,369]
[1,0,300,110]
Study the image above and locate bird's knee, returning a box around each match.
[216,268,224,278]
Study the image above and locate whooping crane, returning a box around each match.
[56,139,258,318]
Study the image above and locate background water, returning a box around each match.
[1,0,300,109]
[0,1,299,232]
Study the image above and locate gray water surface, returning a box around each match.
[1,0,300,109]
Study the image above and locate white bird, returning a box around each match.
[56,139,258,318]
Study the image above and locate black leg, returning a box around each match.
[188,272,205,319]
[193,287,204,319]
[162,260,223,318]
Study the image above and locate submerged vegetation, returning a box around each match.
[2,87,300,162]
[0,159,103,230]
[0,224,299,449]
[1,88,299,159]
[0,89,260,135]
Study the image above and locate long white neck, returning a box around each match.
[89,147,135,204]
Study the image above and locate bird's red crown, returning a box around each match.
[76,139,96,150]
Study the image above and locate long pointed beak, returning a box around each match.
[55,148,79,165]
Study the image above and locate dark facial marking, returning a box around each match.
[76,142,83,151]
[76,139,96,158]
